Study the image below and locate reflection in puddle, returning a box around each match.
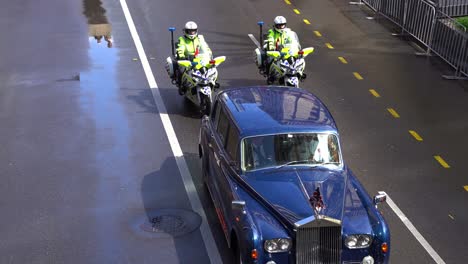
[81,0,130,192]
[83,0,113,48]
[80,0,130,254]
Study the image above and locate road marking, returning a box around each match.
[325,43,334,49]
[248,34,261,49]
[293,9,301,14]
[434,155,450,168]
[448,214,455,220]
[338,56,347,64]
[285,0,291,4]
[387,108,400,118]
[385,192,446,264]
[119,1,222,263]
[313,30,322,37]
[409,130,423,141]
[303,19,311,25]
[353,72,363,80]
[369,89,380,97]
[464,186,468,191]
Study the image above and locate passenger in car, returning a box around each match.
[298,134,319,161]
[247,136,275,169]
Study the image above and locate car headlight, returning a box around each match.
[345,234,373,249]
[264,238,291,253]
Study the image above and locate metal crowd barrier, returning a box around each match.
[431,11,468,78]
[436,0,468,17]
[355,0,468,79]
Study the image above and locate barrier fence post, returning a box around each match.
[392,0,409,36]
[425,7,437,56]
[414,4,435,56]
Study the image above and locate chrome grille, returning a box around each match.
[296,218,341,264]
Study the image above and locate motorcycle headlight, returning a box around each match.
[345,234,373,249]
[264,238,291,253]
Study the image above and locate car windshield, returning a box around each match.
[242,133,341,171]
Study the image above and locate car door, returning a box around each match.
[205,102,231,235]
[216,119,241,233]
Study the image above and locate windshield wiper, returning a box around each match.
[276,161,340,169]
[275,160,311,169]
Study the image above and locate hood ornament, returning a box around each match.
[310,187,325,219]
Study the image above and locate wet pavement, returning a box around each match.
[1,0,468,263]
[0,0,210,263]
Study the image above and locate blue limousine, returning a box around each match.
[199,86,390,264]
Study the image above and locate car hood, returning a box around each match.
[244,166,357,224]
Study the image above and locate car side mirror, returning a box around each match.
[373,191,387,208]
[232,200,246,214]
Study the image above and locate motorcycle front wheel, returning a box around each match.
[199,94,212,116]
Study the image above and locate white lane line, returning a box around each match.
[385,192,446,264]
[248,34,261,49]
[119,0,222,263]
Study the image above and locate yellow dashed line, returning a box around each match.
[325,43,334,49]
[387,108,400,118]
[314,31,322,37]
[353,72,363,80]
[409,130,423,141]
[284,0,291,4]
[434,155,450,168]
[303,19,311,25]
[338,56,347,64]
[293,9,301,14]
[369,89,380,98]
[464,186,468,192]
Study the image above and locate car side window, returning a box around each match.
[212,101,220,128]
[225,122,239,162]
[216,107,229,147]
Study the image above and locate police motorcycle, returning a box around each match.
[254,21,314,87]
[165,27,226,116]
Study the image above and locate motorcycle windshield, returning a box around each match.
[194,43,212,66]
[283,31,301,56]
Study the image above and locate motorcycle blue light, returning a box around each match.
[191,61,198,66]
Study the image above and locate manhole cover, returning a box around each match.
[134,209,201,238]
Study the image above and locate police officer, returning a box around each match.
[174,21,212,94]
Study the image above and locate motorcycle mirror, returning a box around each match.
[168,27,176,32]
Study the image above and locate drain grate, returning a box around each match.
[136,209,201,238]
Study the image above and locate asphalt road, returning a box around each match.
[1,0,467,263]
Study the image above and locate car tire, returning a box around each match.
[233,240,244,264]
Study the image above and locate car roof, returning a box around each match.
[218,86,338,138]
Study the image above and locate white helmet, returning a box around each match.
[273,16,287,32]
[184,21,198,40]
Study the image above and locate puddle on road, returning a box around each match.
[80,0,131,195]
